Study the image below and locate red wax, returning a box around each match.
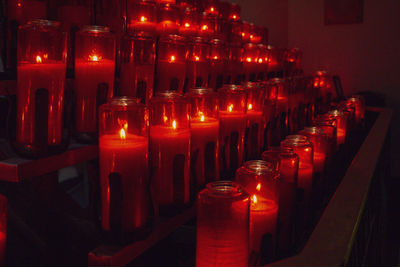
[156,60,186,93]
[191,119,219,187]
[209,59,224,90]
[150,126,190,207]
[120,64,154,104]
[99,134,149,231]
[157,20,179,34]
[186,61,209,88]
[246,110,264,159]
[219,111,247,175]
[314,152,326,173]
[75,59,115,133]
[17,63,66,145]
[130,21,157,33]
[250,197,278,253]
[298,163,313,202]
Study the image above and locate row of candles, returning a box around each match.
[13,18,303,158]
[97,81,365,260]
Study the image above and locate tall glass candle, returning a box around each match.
[266,45,283,78]
[235,161,279,258]
[196,181,249,267]
[120,32,155,104]
[218,84,247,179]
[99,97,152,238]
[0,195,7,267]
[267,78,289,142]
[179,7,199,36]
[74,26,115,142]
[186,37,210,90]
[348,95,365,124]
[244,82,265,160]
[149,92,191,215]
[281,135,314,210]
[243,43,259,82]
[225,42,243,84]
[186,88,219,192]
[16,20,67,158]
[127,0,157,33]
[262,80,278,149]
[199,11,217,37]
[328,109,347,145]
[299,127,328,174]
[156,2,180,34]
[256,44,269,81]
[155,34,187,93]
[262,147,298,254]
[313,114,338,153]
[209,38,225,91]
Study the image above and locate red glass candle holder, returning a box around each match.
[228,19,243,43]
[127,0,157,33]
[202,0,219,16]
[262,80,278,149]
[241,21,251,43]
[0,195,7,266]
[209,38,225,91]
[256,44,269,81]
[156,2,180,35]
[328,109,347,145]
[120,32,155,104]
[149,92,191,215]
[348,95,365,125]
[266,45,284,77]
[235,160,279,257]
[218,84,247,179]
[244,82,265,160]
[262,147,298,254]
[74,25,115,143]
[179,7,199,36]
[243,43,259,82]
[95,0,126,36]
[186,88,219,192]
[7,0,46,24]
[228,3,241,21]
[299,126,329,174]
[272,78,289,141]
[16,20,67,158]
[338,100,356,132]
[196,181,249,267]
[281,135,314,207]
[199,11,217,37]
[313,114,338,153]
[186,37,210,89]
[225,42,243,84]
[155,34,187,93]
[99,97,152,240]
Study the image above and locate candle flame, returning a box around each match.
[89,54,102,62]
[252,195,258,204]
[210,6,215,12]
[120,128,126,140]
[184,22,190,28]
[228,104,234,112]
[232,14,237,20]
[195,56,200,61]
[250,34,254,39]
[169,55,176,63]
[202,25,208,31]
[140,16,147,22]
[258,58,263,63]
[172,120,177,129]
[124,122,128,130]
[241,32,245,37]
[163,115,168,122]
[43,53,48,59]
[200,115,205,122]
[248,103,253,110]
[305,148,310,152]
[213,55,218,60]
[17,2,21,7]
[36,55,42,63]
[246,57,252,62]
[256,183,261,191]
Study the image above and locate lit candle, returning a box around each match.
[156,2,180,35]
[179,7,198,36]
[149,93,191,215]
[187,88,219,191]
[186,37,210,89]
[209,38,225,91]
[99,98,151,234]
[127,0,157,33]
[243,43,259,82]
[74,26,115,140]
[235,160,279,256]
[155,34,187,93]
[16,20,67,157]
[328,109,347,145]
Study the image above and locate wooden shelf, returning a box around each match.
[0,144,98,182]
[88,206,196,267]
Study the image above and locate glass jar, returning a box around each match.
[186,88,219,192]
[348,95,365,125]
[16,20,67,158]
[199,11,217,37]
[235,160,279,258]
[149,92,191,215]
[256,44,269,81]
[209,38,225,91]
[74,25,116,143]
[156,2,180,35]
[99,97,152,240]
[299,126,329,174]
[243,43,259,82]
[186,37,211,90]
[155,34,187,93]
[196,181,249,267]
[120,32,156,104]
[244,82,265,160]
[261,147,298,254]
[327,109,347,145]
[266,45,283,79]
[127,0,157,33]
[218,84,247,179]
[313,114,338,153]
[179,7,199,37]
[225,42,243,85]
